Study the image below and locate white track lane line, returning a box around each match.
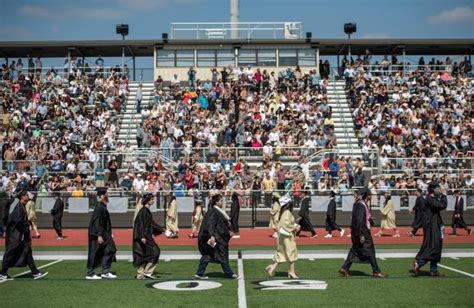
[0,259,63,284]
[237,251,247,308]
[438,264,474,278]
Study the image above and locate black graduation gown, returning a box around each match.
[87,202,117,270]
[197,207,231,264]
[325,198,341,231]
[298,196,315,231]
[2,197,14,227]
[415,195,447,262]
[451,196,468,229]
[411,196,425,230]
[230,193,240,234]
[133,206,163,268]
[50,197,64,236]
[347,200,376,263]
[2,200,33,268]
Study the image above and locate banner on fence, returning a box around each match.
[69,198,89,213]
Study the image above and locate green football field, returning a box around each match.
[1,256,473,307]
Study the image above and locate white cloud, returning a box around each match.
[0,26,32,37]
[18,5,126,20]
[18,4,50,18]
[116,0,169,11]
[362,33,391,39]
[78,8,127,20]
[429,6,474,24]
[173,0,202,4]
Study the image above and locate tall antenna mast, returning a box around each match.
[230,0,240,39]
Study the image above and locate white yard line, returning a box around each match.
[438,264,474,278]
[0,259,63,284]
[237,251,247,308]
[2,250,473,261]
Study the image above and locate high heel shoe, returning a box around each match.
[287,273,300,279]
[265,265,276,277]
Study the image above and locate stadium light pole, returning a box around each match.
[116,24,129,75]
[344,23,356,65]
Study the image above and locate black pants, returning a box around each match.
[2,249,39,276]
[326,216,342,234]
[341,248,381,273]
[296,216,316,237]
[53,215,62,237]
[196,256,233,278]
[264,193,272,208]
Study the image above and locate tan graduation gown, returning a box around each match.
[273,210,298,263]
[166,200,179,232]
[269,201,281,229]
[380,199,397,229]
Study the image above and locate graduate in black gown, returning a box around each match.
[450,190,471,236]
[296,191,317,238]
[86,187,117,280]
[133,193,164,280]
[230,191,240,238]
[325,191,345,238]
[50,193,64,240]
[408,188,425,237]
[195,194,240,280]
[413,183,447,277]
[0,190,48,281]
[339,187,387,278]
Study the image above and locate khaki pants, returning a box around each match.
[137,262,157,278]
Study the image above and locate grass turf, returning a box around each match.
[6,242,474,252]
[1,258,473,307]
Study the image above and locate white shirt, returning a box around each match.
[133,178,145,192]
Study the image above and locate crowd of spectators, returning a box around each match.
[343,55,472,193]
[0,53,472,206]
[0,55,129,196]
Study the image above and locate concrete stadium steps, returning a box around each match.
[327,81,362,158]
[117,81,156,146]
[34,210,471,229]
[114,80,363,167]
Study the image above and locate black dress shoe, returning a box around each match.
[430,272,445,278]
[412,261,420,276]
[373,272,388,278]
[338,268,351,277]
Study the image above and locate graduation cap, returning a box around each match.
[428,183,438,194]
[330,190,336,197]
[279,194,292,208]
[96,187,108,197]
[358,187,371,199]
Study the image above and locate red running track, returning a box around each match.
[1,227,472,247]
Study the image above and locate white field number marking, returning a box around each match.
[152,280,222,291]
[259,279,328,290]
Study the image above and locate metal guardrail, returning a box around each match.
[7,66,154,82]
[19,189,474,212]
[170,22,303,40]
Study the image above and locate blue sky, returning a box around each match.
[0,0,473,41]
